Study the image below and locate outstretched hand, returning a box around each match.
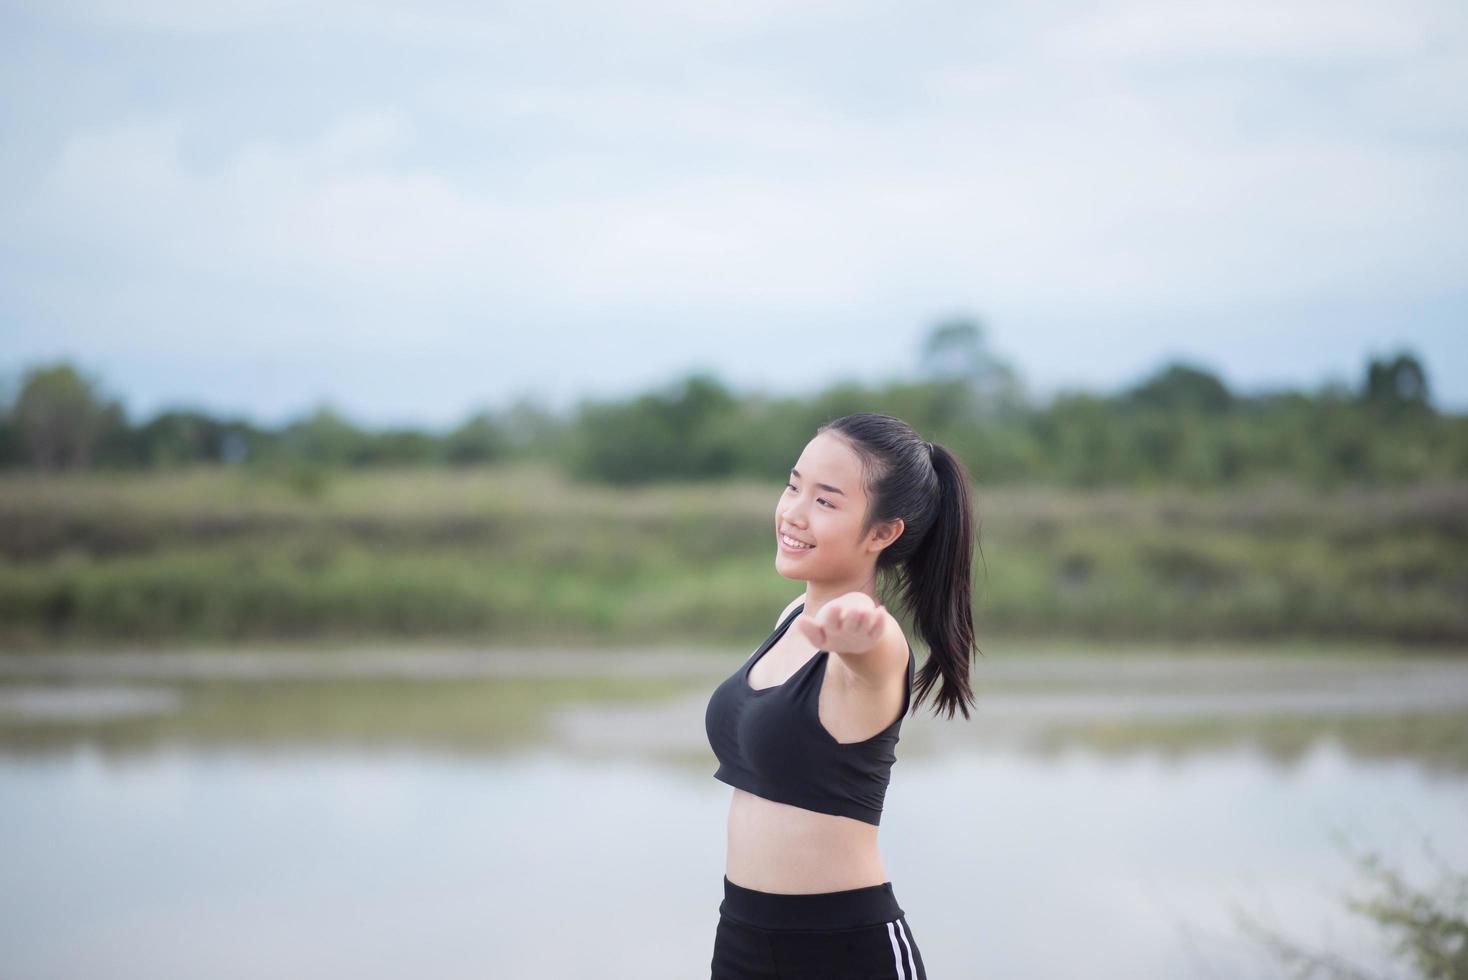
[795,592,886,655]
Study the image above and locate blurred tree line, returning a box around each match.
[1,319,1461,488]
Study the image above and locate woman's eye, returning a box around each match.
[787,483,833,508]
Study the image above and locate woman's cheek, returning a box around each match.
[817,515,844,552]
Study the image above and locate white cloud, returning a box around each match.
[43,0,818,43]
[4,0,1465,415]
[1047,0,1439,61]
[26,59,1467,338]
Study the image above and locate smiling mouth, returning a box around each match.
[779,531,815,550]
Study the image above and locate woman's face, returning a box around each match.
[774,431,898,579]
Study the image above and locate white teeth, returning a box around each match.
[781,533,813,549]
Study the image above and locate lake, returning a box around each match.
[2,643,1466,979]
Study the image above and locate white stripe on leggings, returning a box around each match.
[886,920,908,979]
[895,918,916,976]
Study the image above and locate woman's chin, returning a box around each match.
[774,554,812,578]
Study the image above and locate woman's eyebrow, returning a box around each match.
[790,468,845,496]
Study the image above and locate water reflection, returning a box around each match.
[1,648,1465,978]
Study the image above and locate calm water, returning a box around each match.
[1,646,1466,979]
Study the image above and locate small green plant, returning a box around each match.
[259,459,331,499]
[1235,825,1468,979]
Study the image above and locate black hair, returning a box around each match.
[816,412,980,720]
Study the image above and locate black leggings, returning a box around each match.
[710,875,927,979]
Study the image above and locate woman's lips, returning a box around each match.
[778,531,816,554]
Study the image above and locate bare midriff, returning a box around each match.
[724,789,889,894]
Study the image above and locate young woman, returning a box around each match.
[705,412,979,979]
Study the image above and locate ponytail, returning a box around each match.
[818,414,981,720]
[901,441,980,720]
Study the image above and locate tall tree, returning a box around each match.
[13,362,124,471]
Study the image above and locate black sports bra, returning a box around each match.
[703,602,914,826]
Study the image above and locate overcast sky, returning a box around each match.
[2,0,1465,428]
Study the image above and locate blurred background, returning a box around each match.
[2,1,1467,978]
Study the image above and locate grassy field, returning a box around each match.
[1,462,1464,651]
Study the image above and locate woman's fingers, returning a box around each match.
[814,600,888,645]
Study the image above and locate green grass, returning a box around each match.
[1,463,1464,650]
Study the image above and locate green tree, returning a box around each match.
[137,409,241,466]
[1123,360,1234,414]
[570,373,739,484]
[13,362,126,471]
[278,404,366,465]
[918,314,1027,419]
[1362,350,1432,417]
[445,411,508,465]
